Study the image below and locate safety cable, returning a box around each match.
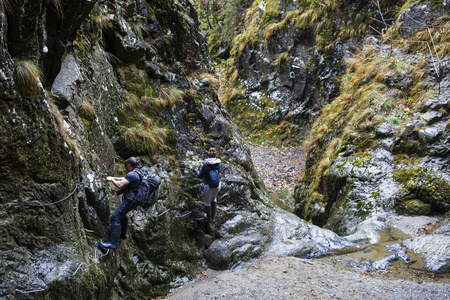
[15,249,110,295]
[155,209,170,218]
[21,184,81,207]
[19,156,121,208]
[157,163,192,170]
[313,0,324,7]
[15,288,46,294]
[176,211,192,218]
[400,10,429,27]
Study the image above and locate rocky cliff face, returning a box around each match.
[211,0,405,145]
[0,0,254,298]
[0,0,355,299]
[201,0,450,272]
[293,2,450,271]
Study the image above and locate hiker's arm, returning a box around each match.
[106,176,130,189]
[196,164,207,178]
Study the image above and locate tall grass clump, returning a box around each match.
[153,85,186,110]
[0,0,11,12]
[47,96,81,158]
[15,60,44,95]
[93,14,113,31]
[117,66,182,156]
[123,113,169,154]
[229,2,261,56]
[51,0,63,19]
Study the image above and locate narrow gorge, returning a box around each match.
[0,0,449,299]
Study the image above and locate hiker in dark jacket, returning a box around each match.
[99,157,141,250]
[195,148,221,222]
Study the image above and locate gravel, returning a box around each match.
[247,143,304,191]
[165,256,450,300]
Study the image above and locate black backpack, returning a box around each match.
[134,170,161,210]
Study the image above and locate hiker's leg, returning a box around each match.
[98,225,121,250]
[99,199,131,250]
[204,184,213,222]
[210,182,221,219]
[121,215,129,240]
[211,201,217,220]
[111,199,133,227]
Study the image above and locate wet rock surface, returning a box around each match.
[205,207,356,270]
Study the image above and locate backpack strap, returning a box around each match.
[133,169,143,185]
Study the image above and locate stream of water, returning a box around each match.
[318,227,450,284]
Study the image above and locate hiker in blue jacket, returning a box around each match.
[99,157,141,250]
[194,148,221,222]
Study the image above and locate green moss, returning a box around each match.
[356,201,373,221]
[394,167,450,214]
[431,0,444,9]
[224,92,302,146]
[353,152,372,167]
[73,35,91,63]
[401,199,432,215]
[393,167,421,184]
[371,191,380,198]
[127,83,145,97]
[316,20,336,52]
[81,118,92,133]
[261,0,281,25]
[394,140,427,156]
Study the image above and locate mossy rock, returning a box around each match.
[393,140,427,156]
[395,199,432,216]
[394,167,450,213]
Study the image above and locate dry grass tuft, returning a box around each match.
[123,114,169,154]
[93,14,113,31]
[80,99,94,119]
[124,91,142,111]
[47,96,81,158]
[0,0,12,13]
[198,72,220,89]
[15,60,44,95]
[131,21,148,37]
[154,86,185,110]
[50,0,64,20]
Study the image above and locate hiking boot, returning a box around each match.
[98,226,121,250]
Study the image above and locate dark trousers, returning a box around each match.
[111,198,134,227]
